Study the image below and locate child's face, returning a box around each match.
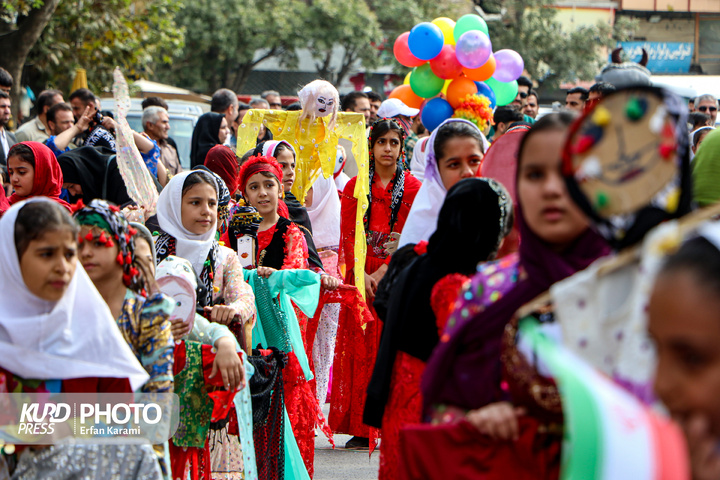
[693,130,710,154]
[78,225,122,285]
[20,228,77,302]
[649,270,720,436]
[275,148,295,193]
[436,136,483,191]
[134,238,155,277]
[181,182,217,235]
[517,129,589,248]
[7,156,34,197]
[245,173,281,217]
[372,131,402,170]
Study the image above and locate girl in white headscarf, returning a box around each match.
[0,198,149,391]
[154,170,255,327]
[399,118,488,248]
[306,173,342,405]
[0,199,161,479]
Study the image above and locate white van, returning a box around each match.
[99,98,207,169]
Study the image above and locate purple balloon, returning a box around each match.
[455,30,492,69]
[493,49,524,82]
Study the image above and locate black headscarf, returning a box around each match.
[57,146,132,206]
[364,178,513,428]
[191,112,224,168]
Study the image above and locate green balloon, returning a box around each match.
[485,78,518,107]
[453,14,489,42]
[409,63,444,99]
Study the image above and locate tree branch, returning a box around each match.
[0,0,61,120]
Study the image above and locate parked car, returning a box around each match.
[99,98,206,169]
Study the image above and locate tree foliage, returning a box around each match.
[303,0,381,85]
[155,0,306,93]
[1,0,61,119]
[26,0,184,94]
[482,0,637,87]
[160,0,473,93]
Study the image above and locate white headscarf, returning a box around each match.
[261,140,296,158]
[410,136,431,182]
[0,198,148,390]
[334,145,350,193]
[399,118,487,248]
[157,170,218,275]
[306,174,341,249]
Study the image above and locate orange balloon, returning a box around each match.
[464,55,496,82]
[446,77,478,109]
[389,84,424,109]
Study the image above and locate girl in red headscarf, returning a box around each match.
[237,155,338,476]
[7,141,70,210]
[204,144,240,197]
[238,155,308,271]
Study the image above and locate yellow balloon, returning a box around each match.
[432,17,457,45]
[441,78,452,95]
[403,72,411,85]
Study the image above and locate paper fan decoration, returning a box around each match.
[112,68,159,215]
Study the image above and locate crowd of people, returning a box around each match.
[1,58,720,480]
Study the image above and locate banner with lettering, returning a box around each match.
[614,42,693,73]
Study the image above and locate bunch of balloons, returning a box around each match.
[389,15,525,131]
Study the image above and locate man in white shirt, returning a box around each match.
[15,89,64,143]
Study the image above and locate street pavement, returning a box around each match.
[314,404,380,480]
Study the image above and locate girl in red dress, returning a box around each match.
[331,118,421,449]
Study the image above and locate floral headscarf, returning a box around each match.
[74,199,142,291]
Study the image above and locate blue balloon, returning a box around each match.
[474,81,497,109]
[408,22,444,61]
[422,97,454,132]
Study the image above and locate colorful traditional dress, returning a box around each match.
[254,216,326,477]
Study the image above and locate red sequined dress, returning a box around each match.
[330,173,421,440]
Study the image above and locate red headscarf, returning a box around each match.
[8,142,70,210]
[0,187,9,217]
[237,155,284,197]
[204,145,240,195]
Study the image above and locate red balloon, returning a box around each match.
[429,45,463,80]
[394,32,425,68]
[389,84,424,109]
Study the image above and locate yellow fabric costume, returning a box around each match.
[236,110,369,296]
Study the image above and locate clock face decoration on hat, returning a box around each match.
[562,87,692,250]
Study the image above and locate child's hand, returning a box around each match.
[206,305,238,325]
[364,272,378,300]
[134,254,159,296]
[170,316,192,341]
[683,414,720,480]
[321,274,341,290]
[466,402,526,441]
[208,338,246,391]
[257,266,276,278]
